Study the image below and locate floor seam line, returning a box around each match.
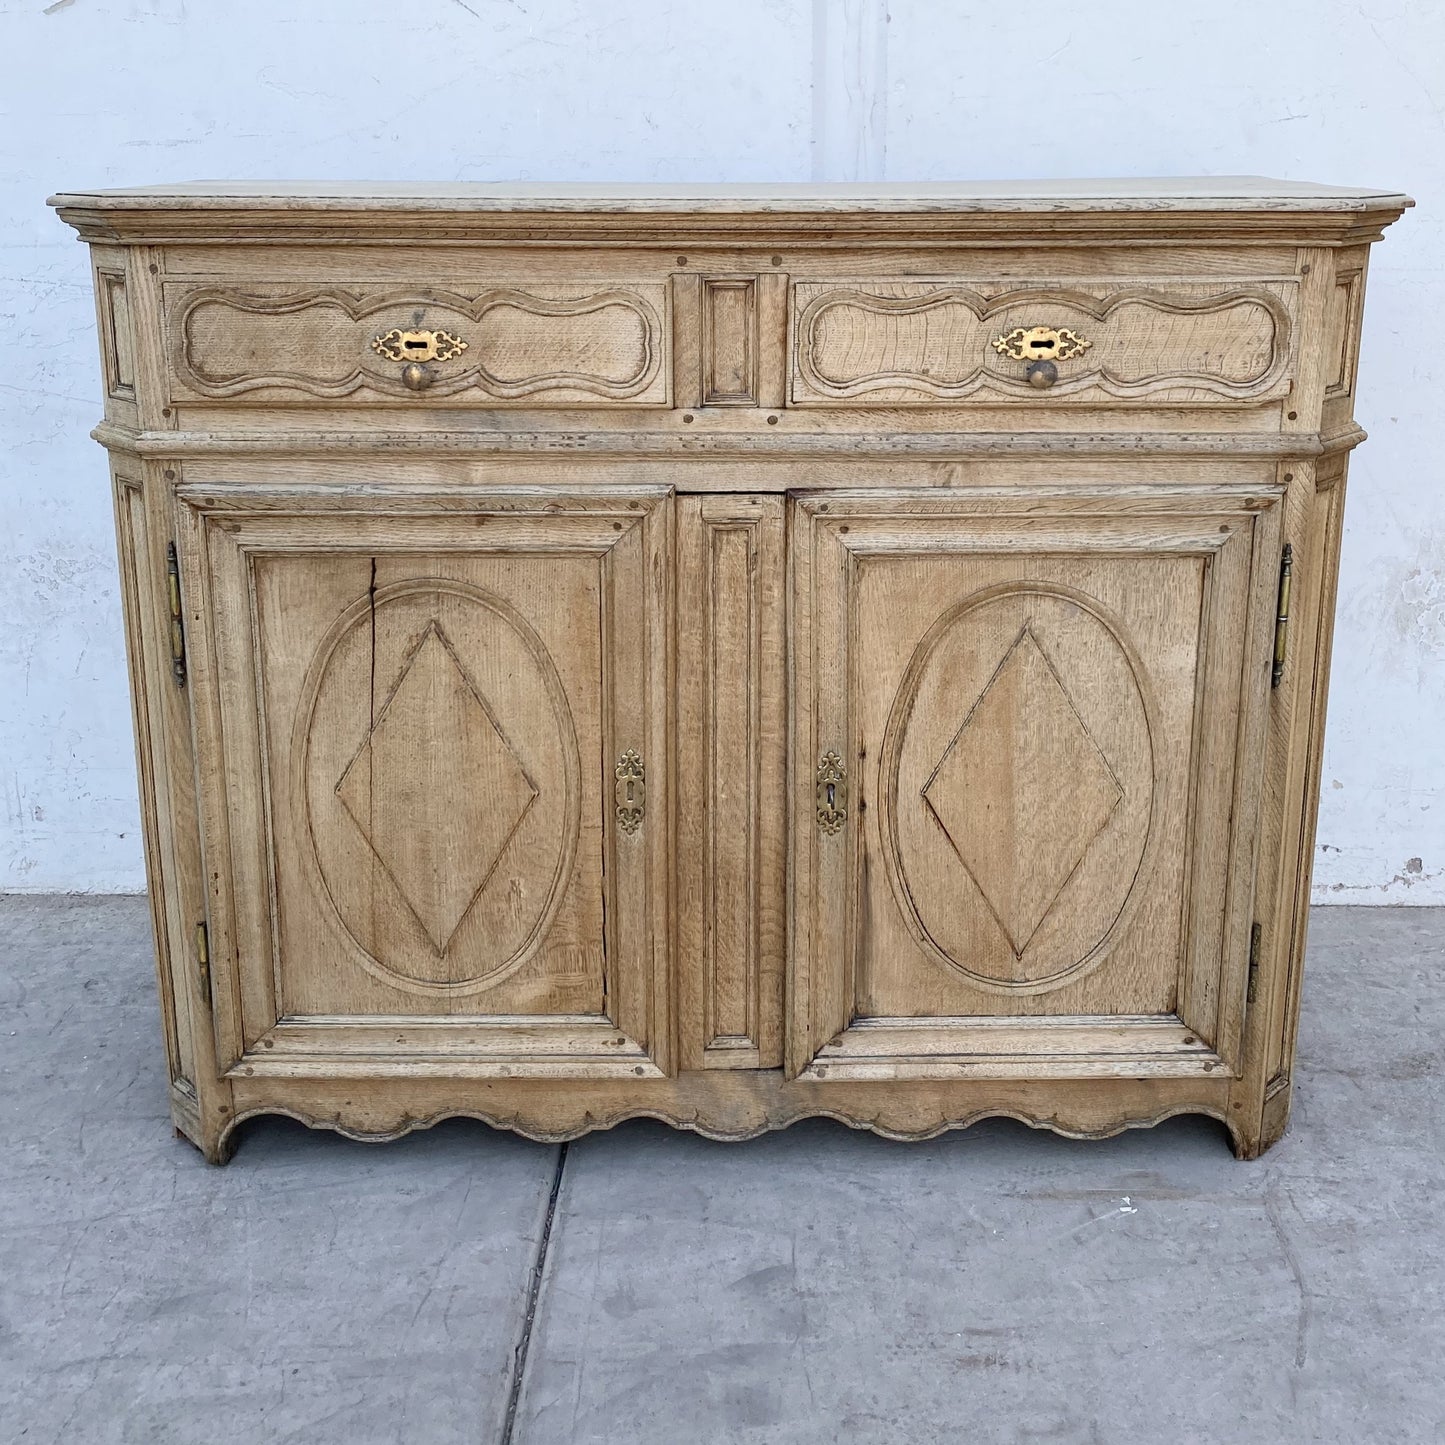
[499,1141,569,1445]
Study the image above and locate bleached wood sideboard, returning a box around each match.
[51,180,1408,1163]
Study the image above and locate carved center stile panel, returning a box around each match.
[296,578,582,995]
[880,584,1157,994]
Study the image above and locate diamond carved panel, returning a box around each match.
[336,621,538,953]
[880,583,1158,995]
[922,627,1123,957]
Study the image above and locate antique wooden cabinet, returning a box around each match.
[51,180,1408,1162]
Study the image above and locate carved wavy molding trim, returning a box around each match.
[172,285,665,400]
[216,1099,1241,1154]
[793,285,1294,402]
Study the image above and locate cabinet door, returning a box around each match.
[790,483,1281,1081]
[176,483,671,1079]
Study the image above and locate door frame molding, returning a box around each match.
[174,481,675,1079]
[787,482,1282,1081]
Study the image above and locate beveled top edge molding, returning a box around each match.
[91,420,1339,461]
[52,208,1409,249]
[48,177,1413,211]
[49,180,1411,248]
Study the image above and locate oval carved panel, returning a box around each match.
[879,583,1159,993]
[294,580,580,994]
[793,283,1293,402]
[171,285,666,402]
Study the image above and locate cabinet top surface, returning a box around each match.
[50,176,1411,215]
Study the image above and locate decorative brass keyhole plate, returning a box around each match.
[992,325,1092,363]
[615,749,646,834]
[816,750,847,835]
[370,328,469,364]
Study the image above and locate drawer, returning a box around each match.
[164,280,670,405]
[789,279,1298,407]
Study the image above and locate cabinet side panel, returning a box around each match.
[111,464,189,1085]
[107,455,234,1160]
[1321,247,1371,440]
[92,246,138,427]
[677,497,786,1069]
[1273,456,1350,1085]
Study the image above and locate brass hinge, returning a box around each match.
[1271,543,1293,688]
[1246,922,1263,1004]
[195,920,212,1006]
[166,542,187,687]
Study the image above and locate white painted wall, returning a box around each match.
[4,0,1441,898]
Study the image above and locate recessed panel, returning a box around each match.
[99,269,136,400]
[791,281,1296,405]
[298,580,580,991]
[881,586,1154,991]
[702,277,758,405]
[167,283,669,404]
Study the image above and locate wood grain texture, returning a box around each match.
[54,182,1406,1161]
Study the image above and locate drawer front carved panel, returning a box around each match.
[791,282,1296,405]
[167,284,669,404]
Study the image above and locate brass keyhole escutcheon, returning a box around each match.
[992,325,1092,365]
[371,327,469,366]
[372,328,468,393]
[816,751,847,835]
[615,749,646,834]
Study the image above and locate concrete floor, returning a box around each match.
[0,899,1442,1444]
